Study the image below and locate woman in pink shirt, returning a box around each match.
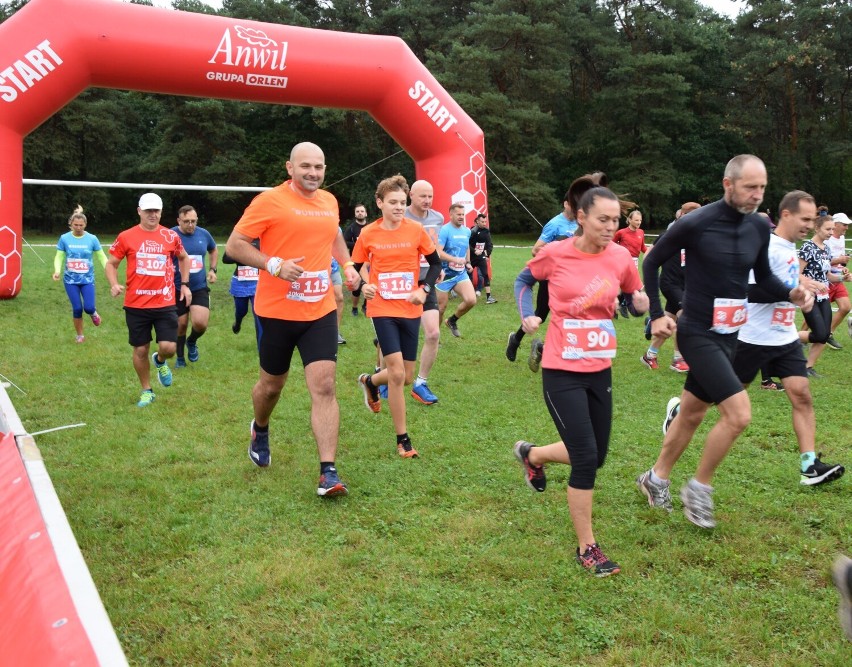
[512,186,649,577]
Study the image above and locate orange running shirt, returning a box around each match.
[233,181,340,321]
[352,219,436,318]
[109,225,185,309]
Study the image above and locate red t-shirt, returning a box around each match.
[613,227,647,259]
[109,225,184,309]
[528,238,642,372]
[352,219,436,318]
[233,181,340,321]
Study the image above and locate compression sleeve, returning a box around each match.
[514,267,537,319]
[422,250,442,288]
[94,249,108,269]
[54,250,65,275]
[642,235,679,320]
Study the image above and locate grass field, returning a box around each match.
[3,235,850,666]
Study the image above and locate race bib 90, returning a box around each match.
[561,319,617,360]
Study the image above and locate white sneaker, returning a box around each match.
[680,481,716,529]
[662,397,680,435]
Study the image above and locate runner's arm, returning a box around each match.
[53,250,65,278]
[514,267,537,319]
[422,250,441,289]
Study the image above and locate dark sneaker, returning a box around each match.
[351,307,359,317]
[411,382,438,405]
[187,342,199,362]
[680,481,716,529]
[232,320,241,334]
[248,420,271,467]
[136,389,155,408]
[619,303,630,319]
[152,352,172,387]
[513,440,546,492]
[317,467,348,497]
[358,373,381,413]
[506,332,520,362]
[832,555,852,641]
[528,338,544,373]
[760,379,784,391]
[644,316,652,340]
[662,397,680,435]
[636,469,673,512]
[175,357,187,369]
[576,543,621,577]
[641,354,659,370]
[826,334,843,350]
[800,455,845,486]
[806,367,823,379]
[445,318,461,337]
[397,438,419,458]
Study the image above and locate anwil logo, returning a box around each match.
[209,26,288,72]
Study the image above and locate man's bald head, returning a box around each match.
[408,180,434,216]
[286,143,326,197]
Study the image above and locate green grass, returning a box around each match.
[3,235,850,666]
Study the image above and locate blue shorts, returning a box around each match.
[372,316,421,361]
[435,270,470,293]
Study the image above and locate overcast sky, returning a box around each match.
[148,1,746,19]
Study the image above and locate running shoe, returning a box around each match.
[760,379,783,391]
[528,338,544,373]
[411,382,438,405]
[680,481,716,529]
[175,357,187,368]
[662,397,680,435]
[826,334,843,350]
[378,384,388,399]
[506,332,520,362]
[232,320,241,334]
[636,469,673,512]
[445,318,461,337]
[91,312,101,326]
[832,555,852,641]
[806,367,823,379]
[576,543,621,577]
[669,358,689,373]
[187,342,199,362]
[619,303,630,319]
[75,335,85,344]
[152,352,172,387]
[317,467,348,496]
[486,296,497,304]
[338,332,346,345]
[248,420,271,468]
[475,290,482,297]
[513,440,546,492]
[137,389,155,408]
[848,315,852,340]
[397,438,419,458]
[644,316,652,340]
[641,353,659,370]
[351,307,359,317]
[358,373,381,413]
[800,455,845,486]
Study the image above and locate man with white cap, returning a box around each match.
[825,212,851,348]
[106,193,192,407]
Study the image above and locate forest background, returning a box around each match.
[2,0,850,235]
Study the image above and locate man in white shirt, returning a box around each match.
[825,213,850,347]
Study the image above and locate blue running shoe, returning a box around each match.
[152,352,172,387]
[137,389,155,408]
[411,381,438,405]
[248,420,271,467]
[317,467,348,497]
[378,384,388,399]
[175,357,187,368]
[187,341,199,362]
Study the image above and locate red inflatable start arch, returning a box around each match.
[0,0,488,298]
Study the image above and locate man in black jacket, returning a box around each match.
[468,212,496,304]
[342,204,369,315]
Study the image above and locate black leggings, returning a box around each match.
[542,368,612,491]
[515,280,550,342]
[803,298,831,344]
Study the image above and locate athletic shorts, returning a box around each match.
[829,281,849,301]
[177,287,210,317]
[435,270,470,293]
[418,267,438,311]
[733,340,807,385]
[124,306,178,347]
[257,310,337,376]
[372,316,421,361]
[331,267,343,287]
[678,329,742,404]
[661,284,684,316]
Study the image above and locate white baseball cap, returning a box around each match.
[832,212,851,225]
[138,193,163,210]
